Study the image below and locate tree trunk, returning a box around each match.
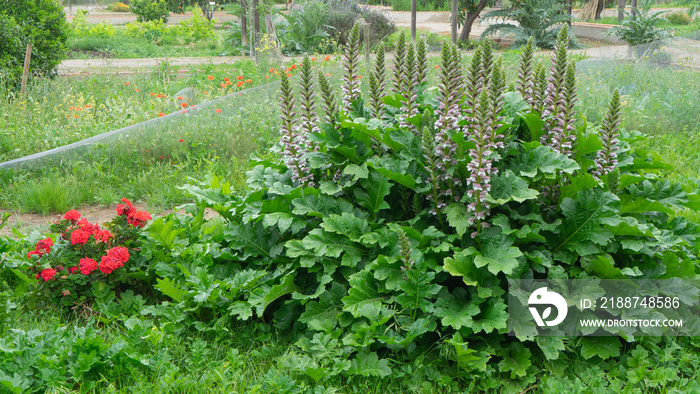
[630,0,637,19]
[459,0,488,43]
[253,0,260,38]
[451,0,458,44]
[617,0,625,23]
[411,0,417,41]
[459,11,480,43]
[595,0,605,20]
[567,0,572,27]
[240,0,247,47]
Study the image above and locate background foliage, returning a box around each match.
[0,0,68,90]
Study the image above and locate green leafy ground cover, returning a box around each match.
[2,26,700,392]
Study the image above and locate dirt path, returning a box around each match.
[0,204,218,238]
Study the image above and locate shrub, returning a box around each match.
[107,1,132,12]
[607,0,672,48]
[26,199,152,308]
[279,0,394,54]
[143,26,700,386]
[665,11,691,25]
[69,10,117,39]
[0,0,69,89]
[131,0,170,22]
[480,0,578,49]
[177,5,216,41]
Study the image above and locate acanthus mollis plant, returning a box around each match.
[368,42,387,120]
[279,70,313,187]
[341,23,362,112]
[593,88,622,179]
[540,26,577,157]
[152,33,700,388]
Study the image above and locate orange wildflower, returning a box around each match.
[246,79,252,83]
[237,76,244,80]
[207,75,214,80]
[324,55,331,61]
[135,89,140,92]
[236,81,244,87]
[158,112,165,117]
[215,108,222,113]
[224,77,230,82]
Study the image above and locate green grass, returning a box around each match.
[67,29,243,59]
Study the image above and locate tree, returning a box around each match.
[0,0,68,90]
[458,0,495,44]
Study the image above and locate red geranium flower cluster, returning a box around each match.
[116,198,152,228]
[100,247,130,274]
[28,238,53,259]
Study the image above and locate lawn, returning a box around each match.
[2,30,700,392]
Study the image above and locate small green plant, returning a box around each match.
[177,5,216,41]
[607,0,673,48]
[69,10,117,39]
[131,0,170,22]
[665,10,692,25]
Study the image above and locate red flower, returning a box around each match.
[311,57,316,61]
[40,268,57,282]
[79,258,98,275]
[291,64,296,70]
[69,266,80,274]
[77,219,99,233]
[286,73,292,77]
[126,82,130,86]
[219,83,225,88]
[94,229,113,243]
[108,246,130,263]
[35,238,53,255]
[99,256,122,274]
[117,202,135,217]
[207,75,214,80]
[181,103,189,108]
[28,250,40,259]
[64,209,81,221]
[99,247,129,274]
[135,89,141,92]
[70,229,91,245]
[246,79,252,84]
[177,96,184,100]
[215,108,222,113]
[324,55,331,61]
[128,210,152,228]
[236,81,244,87]
[158,112,165,117]
[223,77,230,82]
[236,76,244,80]
[179,139,184,142]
